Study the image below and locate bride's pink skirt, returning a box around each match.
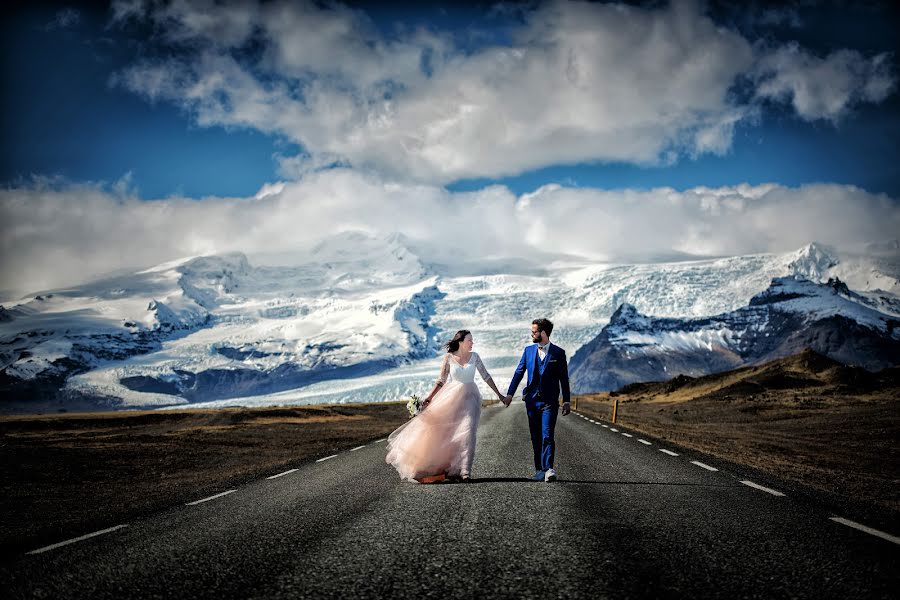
[386,381,483,482]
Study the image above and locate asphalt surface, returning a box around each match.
[2,402,898,599]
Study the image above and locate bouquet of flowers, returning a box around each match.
[406,394,423,418]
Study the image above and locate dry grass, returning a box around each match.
[0,402,418,558]
[573,350,900,517]
[0,399,502,559]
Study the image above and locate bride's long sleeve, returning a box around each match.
[436,353,450,385]
[474,353,505,400]
[474,353,494,385]
[422,354,450,405]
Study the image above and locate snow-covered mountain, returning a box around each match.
[1,235,898,413]
[568,276,900,393]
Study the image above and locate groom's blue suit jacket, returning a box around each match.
[506,342,571,406]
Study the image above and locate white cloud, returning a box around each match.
[753,43,896,121]
[106,0,894,184]
[3,171,898,300]
[45,8,81,30]
[754,6,803,29]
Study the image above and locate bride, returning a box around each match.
[385,329,506,483]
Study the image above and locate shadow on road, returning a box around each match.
[465,478,738,486]
[460,477,533,483]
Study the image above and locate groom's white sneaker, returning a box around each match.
[531,470,545,481]
[544,468,557,482]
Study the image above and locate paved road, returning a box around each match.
[2,402,898,599]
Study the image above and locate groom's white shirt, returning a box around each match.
[537,341,552,362]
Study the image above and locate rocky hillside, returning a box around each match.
[569,276,900,393]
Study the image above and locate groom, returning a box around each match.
[504,318,571,482]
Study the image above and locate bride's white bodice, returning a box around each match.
[437,351,493,385]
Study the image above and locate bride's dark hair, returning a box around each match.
[443,329,471,353]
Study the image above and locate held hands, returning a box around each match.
[502,394,513,407]
[561,402,571,416]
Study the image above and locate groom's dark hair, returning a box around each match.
[532,318,553,337]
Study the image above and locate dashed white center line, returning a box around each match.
[659,449,679,456]
[26,524,128,555]
[602,424,609,428]
[610,428,619,432]
[267,468,298,479]
[829,517,900,545]
[621,433,633,437]
[740,480,785,496]
[350,445,367,452]
[691,460,719,471]
[186,489,237,506]
[316,454,338,463]
[638,439,652,445]
[589,420,597,423]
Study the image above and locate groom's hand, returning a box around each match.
[561,402,571,416]
[503,395,512,407]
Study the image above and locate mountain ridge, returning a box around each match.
[569,275,900,394]
[2,237,899,412]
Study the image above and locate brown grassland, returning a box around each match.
[0,402,412,558]
[574,349,900,519]
[1,349,897,558]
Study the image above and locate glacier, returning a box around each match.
[1,234,898,413]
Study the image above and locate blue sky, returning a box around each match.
[1,2,284,198]
[2,0,899,199]
[3,1,900,299]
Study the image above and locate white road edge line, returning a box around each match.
[602,424,609,428]
[610,428,619,432]
[739,480,785,496]
[186,490,238,505]
[26,524,128,555]
[589,420,597,424]
[830,517,900,545]
[316,454,338,463]
[638,439,652,445]
[621,433,633,437]
[691,460,719,471]
[375,438,387,443]
[659,449,679,456]
[267,468,298,479]
[350,445,367,452]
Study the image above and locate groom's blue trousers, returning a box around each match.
[526,403,558,471]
